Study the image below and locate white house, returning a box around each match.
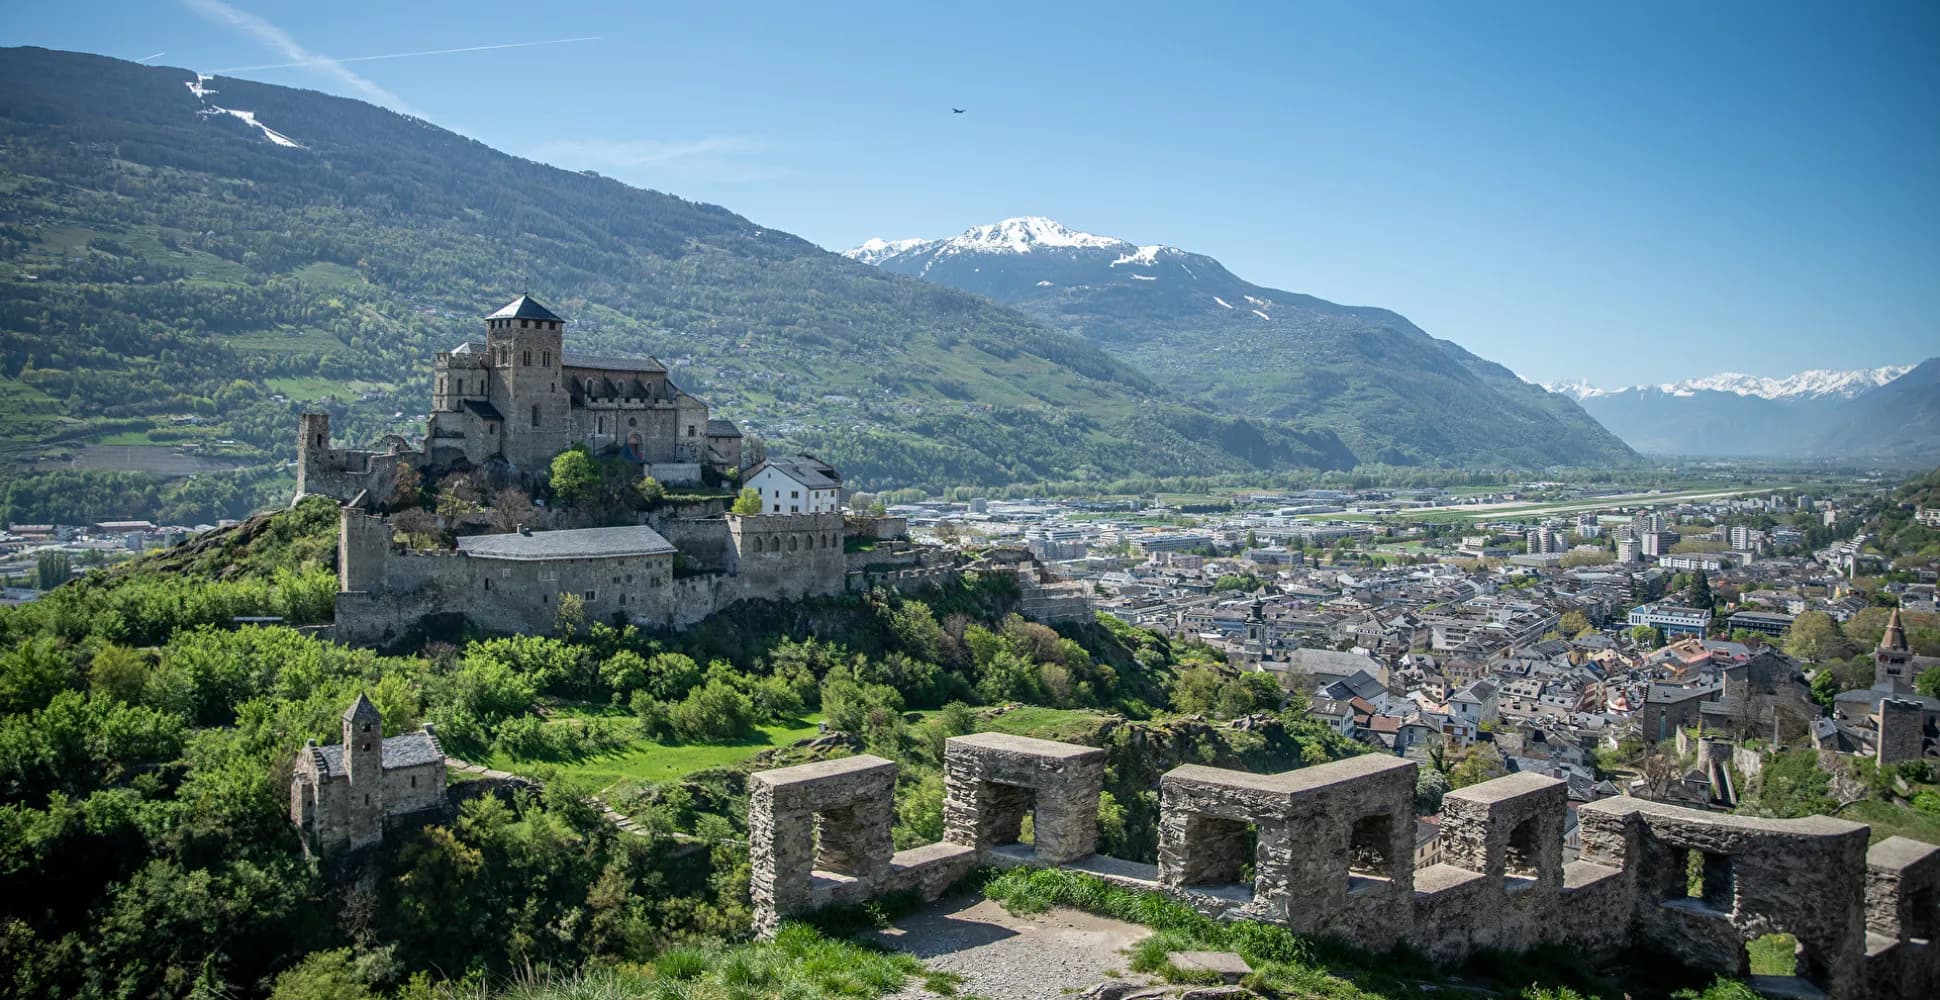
[745,456,842,515]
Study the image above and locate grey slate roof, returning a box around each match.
[456,524,676,561]
[563,352,667,374]
[705,418,742,438]
[462,399,505,422]
[344,692,381,724]
[752,456,841,490]
[315,730,443,778]
[489,294,563,322]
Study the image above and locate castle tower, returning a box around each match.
[1875,606,1913,694]
[483,294,570,468]
[342,693,384,849]
[294,412,331,501]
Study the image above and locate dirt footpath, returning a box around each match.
[870,894,1157,999]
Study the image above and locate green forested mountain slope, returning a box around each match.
[856,218,1638,468]
[0,47,1359,515]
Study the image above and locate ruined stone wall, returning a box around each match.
[1880,697,1926,765]
[747,736,1940,999]
[296,413,416,505]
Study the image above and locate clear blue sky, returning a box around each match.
[9,1,1938,386]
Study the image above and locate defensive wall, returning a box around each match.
[749,733,1940,999]
[295,413,417,506]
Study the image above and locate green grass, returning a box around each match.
[390,923,934,999]
[486,713,829,794]
[264,376,392,400]
[977,706,1109,743]
[290,261,365,288]
[979,867,1624,1000]
[94,429,172,446]
[1844,799,1940,846]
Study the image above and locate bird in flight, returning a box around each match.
[952,107,966,114]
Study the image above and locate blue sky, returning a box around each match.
[8,0,1938,386]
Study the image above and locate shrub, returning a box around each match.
[668,679,754,742]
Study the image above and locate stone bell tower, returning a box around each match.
[1875,606,1914,695]
[483,294,570,468]
[343,692,384,850]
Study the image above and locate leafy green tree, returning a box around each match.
[731,487,764,515]
[635,475,666,503]
[547,446,600,506]
[1415,768,1450,815]
[668,678,755,741]
[1558,610,1592,637]
[552,591,586,638]
[267,948,382,1000]
[1690,570,1714,610]
[1449,743,1508,788]
[1786,611,1850,662]
[87,643,148,704]
[389,461,425,511]
[35,551,71,591]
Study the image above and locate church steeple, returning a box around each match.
[1876,606,1914,694]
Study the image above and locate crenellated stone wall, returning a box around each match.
[748,736,1940,999]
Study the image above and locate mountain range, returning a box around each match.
[0,46,1648,513]
[846,218,1636,469]
[0,47,1368,499]
[1543,364,1935,459]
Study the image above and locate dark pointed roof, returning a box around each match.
[488,294,562,322]
[1881,608,1909,653]
[343,692,381,724]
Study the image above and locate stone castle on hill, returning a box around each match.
[295,294,1091,644]
[296,294,743,504]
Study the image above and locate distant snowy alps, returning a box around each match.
[1542,365,1913,402]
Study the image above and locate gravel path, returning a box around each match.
[867,894,1158,999]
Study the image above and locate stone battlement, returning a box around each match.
[748,737,1940,999]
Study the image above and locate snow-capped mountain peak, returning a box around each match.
[1543,365,1912,401]
[946,216,1128,254]
[844,237,930,266]
[845,216,1162,264]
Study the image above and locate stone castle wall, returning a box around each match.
[335,509,850,644]
[748,735,1940,999]
[727,512,847,602]
[296,413,416,506]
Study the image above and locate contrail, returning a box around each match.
[185,0,416,116]
[213,36,600,73]
[138,51,167,63]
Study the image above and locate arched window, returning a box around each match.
[788,535,799,552]
[522,349,532,366]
